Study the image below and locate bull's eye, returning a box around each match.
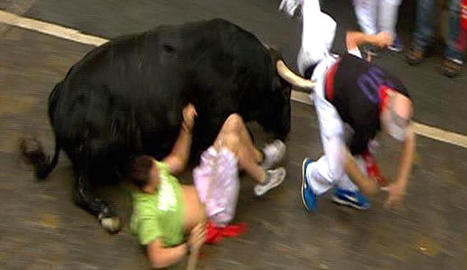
[163,44,175,54]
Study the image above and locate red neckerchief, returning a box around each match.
[362,150,388,187]
[378,85,391,112]
[205,221,248,244]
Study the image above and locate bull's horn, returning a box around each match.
[276,60,315,90]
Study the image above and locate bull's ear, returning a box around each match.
[268,47,284,92]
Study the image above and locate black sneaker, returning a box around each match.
[406,46,425,65]
[442,58,463,78]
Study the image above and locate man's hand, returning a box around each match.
[163,103,197,174]
[344,151,379,196]
[188,223,206,252]
[382,128,415,209]
[182,104,197,131]
[381,181,406,209]
[373,32,393,48]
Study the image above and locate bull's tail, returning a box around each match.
[48,81,63,123]
[20,138,60,180]
[21,80,64,179]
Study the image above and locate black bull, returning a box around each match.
[22,18,292,233]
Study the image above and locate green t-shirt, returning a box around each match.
[130,161,185,247]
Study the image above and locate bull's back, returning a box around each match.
[54,18,268,118]
[49,19,272,172]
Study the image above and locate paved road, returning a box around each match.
[0,1,466,269]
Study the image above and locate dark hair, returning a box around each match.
[129,155,155,189]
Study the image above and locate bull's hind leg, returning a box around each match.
[72,173,122,233]
[69,135,126,233]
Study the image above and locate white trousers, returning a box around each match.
[307,57,369,195]
[305,151,367,195]
[353,0,403,36]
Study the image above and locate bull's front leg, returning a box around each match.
[72,174,121,233]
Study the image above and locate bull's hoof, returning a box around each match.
[99,216,122,234]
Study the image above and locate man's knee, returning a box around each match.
[223,114,244,132]
[222,133,241,150]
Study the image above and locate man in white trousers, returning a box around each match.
[353,0,403,52]
[279,0,416,211]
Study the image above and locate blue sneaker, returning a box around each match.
[301,158,317,212]
[332,188,370,210]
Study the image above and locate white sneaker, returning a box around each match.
[261,140,286,169]
[254,167,286,196]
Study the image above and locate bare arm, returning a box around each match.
[163,125,192,175]
[346,31,393,53]
[163,104,197,175]
[344,149,378,196]
[383,127,416,208]
[396,128,415,188]
[146,222,206,269]
[147,239,188,269]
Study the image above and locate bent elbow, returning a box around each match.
[147,247,169,269]
[170,155,186,175]
[149,256,169,269]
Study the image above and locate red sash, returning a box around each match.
[324,60,341,101]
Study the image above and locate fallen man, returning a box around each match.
[279,0,416,211]
[129,104,286,268]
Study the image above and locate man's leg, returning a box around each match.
[353,0,379,35]
[335,156,365,191]
[446,0,465,60]
[215,114,286,196]
[407,0,437,64]
[214,114,265,183]
[302,133,370,211]
[413,0,437,50]
[304,154,370,210]
[219,114,286,168]
[379,0,403,51]
[228,115,264,164]
[301,134,345,211]
[332,156,370,210]
[305,155,341,194]
[224,133,267,184]
[443,0,465,77]
[379,0,402,36]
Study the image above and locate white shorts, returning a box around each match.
[193,146,239,227]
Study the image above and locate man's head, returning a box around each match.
[129,155,159,193]
[380,89,413,141]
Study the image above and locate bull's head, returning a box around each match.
[256,48,315,140]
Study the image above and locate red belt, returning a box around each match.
[325,60,340,101]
